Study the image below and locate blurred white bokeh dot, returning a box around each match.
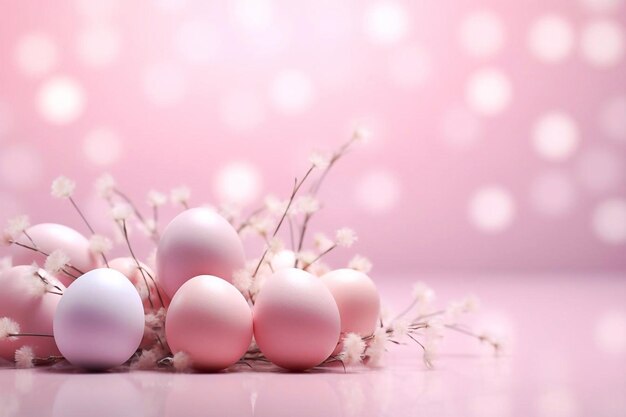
[142,63,187,107]
[592,198,626,244]
[176,19,220,65]
[441,105,482,150]
[0,145,43,189]
[529,171,577,216]
[230,0,273,32]
[219,90,265,133]
[36,76,86,125]
[595,310,626,354]
[363,1,409,46]
[599,96,626,142]
[527,15,574,63]
[214,162,262,206]
[469,185,515,233]
[459,10,505,58]
[388,45,432,88]
[465,68,512,116]
[532,111,580,161]
[269,69,314,114]
[75,0,120,19]
[579,0,624,13]
[580,19,624,67]
[15,32,59,77]
[83,127,122,166]
[76,25,120,68]
[576,147,625,192]
[354,170,401,213]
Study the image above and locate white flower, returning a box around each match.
[348,255,372,273]
[296,195,320,215]
[3,215,30,242]
[172,351,192,372]
[460,294,480,313]
[26,273,47,298]
[0,317,20,341]
[309,151,331,169]
[111,202,133,221]
[44,250,70,275]
[232,269,253,293]
[353,126,372,143]
[391,319,410,339]
[267,237,284,255]
[264,195,287,215]
[131,349,159,370]
[95,173,116,199]
[250,216,272,236]
[424,318,445,340]
[366,327,388,367]
[412,282,435,305]
[296,250,316,266]
[147,190,167,207]
[340,333,366,365]
[307,261,330,277]
[335,228,357,248]
[170,186,191,206]
[14,346,34,369]
[145,308,166,329]
[89,234,112,255]
[51,176,76,198]
[314,233,334,253]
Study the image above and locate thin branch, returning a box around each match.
[120,220,155,310]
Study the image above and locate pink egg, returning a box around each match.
[53,268,145,370]
[108,257,170,311]
[0,265,65,360]
[321,269,381,337]
[253,268,340,371]
[157,208,245,299]
[165,275,253,371]
[12,223,98,287]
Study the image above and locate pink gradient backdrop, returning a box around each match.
[1,0,625,273]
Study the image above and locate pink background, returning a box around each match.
[1,0,625,273]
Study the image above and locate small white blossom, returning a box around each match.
[14,346,34,369]
[412,282,435,305]
[353,126,372,143]
[111,202,133,221]
[348,254,372,273]
[250,216,272,236]
[147,190,167,207]
[3,215,30,243]
[26,273,47,298]
[170,186,191,206]
[51,176,76,199]
[172,351,192,372]
[95,174,116,199]
[232,269,253,293]
[309,151,331,169]
[314,233,334,253]
[460,294,480,313]
[89,234,112,255]
[366,327,388,367]
[44,250,70,275]
[145,308,166,329]
[267,237,284,255]
[296,195,320,215]
[296,250,316,266]
[0,317,20,341]
[335,228,357,248]
[391,319,410,339]
[340,333,366,365]
[264,195,287,215]
[424,318,445,340]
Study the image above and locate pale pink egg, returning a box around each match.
[53,268,145,370]
[165,275,253,371]
[321,269,381,337]
[253,268,340,371]
[12,223,98,287]
[108,257,169,311]
[0,265,65,360]
[157,208,245,299]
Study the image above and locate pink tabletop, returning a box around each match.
[1,274,624,417]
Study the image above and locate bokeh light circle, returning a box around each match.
[527,15,574,63]
[468,185,516,233]
[580,19,624,68]
[15,32,59,77]
[83,127,123,167]
[459,10,505,58]
[465,68,512,116]
[354,170,401,213]
[532,111,580,161]
[76,25,121,67]
[214,161,263,206]
[529,171,577,216]
[599,96,626,142]
[269,69,314,114]
[592,198,626,244]
[36,76,86,125]
[363,1,409,45]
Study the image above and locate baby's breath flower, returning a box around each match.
[264,195,286,215]
[353,126,372,143]
[314,233,334,253]
[340,333,366,365]
[89,234,112,255]
[296,195,320,215]
[232,269,253,293]
[412,282,435,305]
[348,254,372,273]
[14,346,34,369]
[3,215,30,242]
[296,250,316,266]
[366,327,388,367]
[95,174,116,199]
[111,202,133,221]
[335,228,357,248]
[147,190,167,207]
[172,351,192,372]
[51,176,76,199]
[309,151,331,170]
[391,319,410,339]
[44,250,70,275]
[131,349,159,370]
[268,237,284,254]
[26,273,46,298]
[250,216,272,236]
[170,186,191,207]
[0,317,20,341]
[460,294,480,313]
